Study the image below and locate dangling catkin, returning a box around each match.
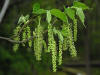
[13,26,21,52]
[73,19,77,42]
[26,26,32,48]
[34,17,43,61]
[67,24,77,57]
[51,37,57,72]
[58,40,63,65]
[48,24,52,52]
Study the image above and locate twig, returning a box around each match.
[0,36,34,44]
[0,0,10,23]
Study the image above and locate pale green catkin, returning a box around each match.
[22,28,27,46]
[58,40,63,65]
[48,24,52,52]
[51,37,57,72]
[67,24,77,57]
[34,19,43,61]
[73,19,77,42]
[26,26,32,48]
[62,24,69,51]
[13,26,21,52]
[48,24,57,72]
[63,38,68,51]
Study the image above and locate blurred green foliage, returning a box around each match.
[0,0,100,75]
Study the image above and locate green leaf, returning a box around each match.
[73,1,89,10]
[50,9,68,23]
[33,3,40,13]
[35,9,46,14]
[33,3,46,14]
[64,7,75,20]
[46,10,52,23]
[76,8,85,25]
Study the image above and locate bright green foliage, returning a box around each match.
[73,1,89,10]
[12,2,88,72]
[73,19,77,42]
[50,9,68,23]
[64,7,75,20]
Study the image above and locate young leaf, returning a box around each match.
[35,9,46,14]
[73,1,89,10]
[46,10,52,24]
[64,7,75,20]
[50,9,68,23]
[76,8,85,25]
[33,3,46,14]
[33,3,40,13]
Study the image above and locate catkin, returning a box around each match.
[73,19,77,42]
[63,38,68,51]
[67,24,77,57]
[48,24,52,52]
[51,37,57,72]
[48,24,57,72]
[13,26,21,52]
[26,26,32,48]
[62,24,69,51]
[22,28,27,46]
[58,40,63,65]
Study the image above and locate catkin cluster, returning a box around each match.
[62,24,77,57]
[12,9,79,72]
[66,24,77,57]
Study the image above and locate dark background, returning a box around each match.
[0,0,100,75]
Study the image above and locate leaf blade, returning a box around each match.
[50,9,68,23]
